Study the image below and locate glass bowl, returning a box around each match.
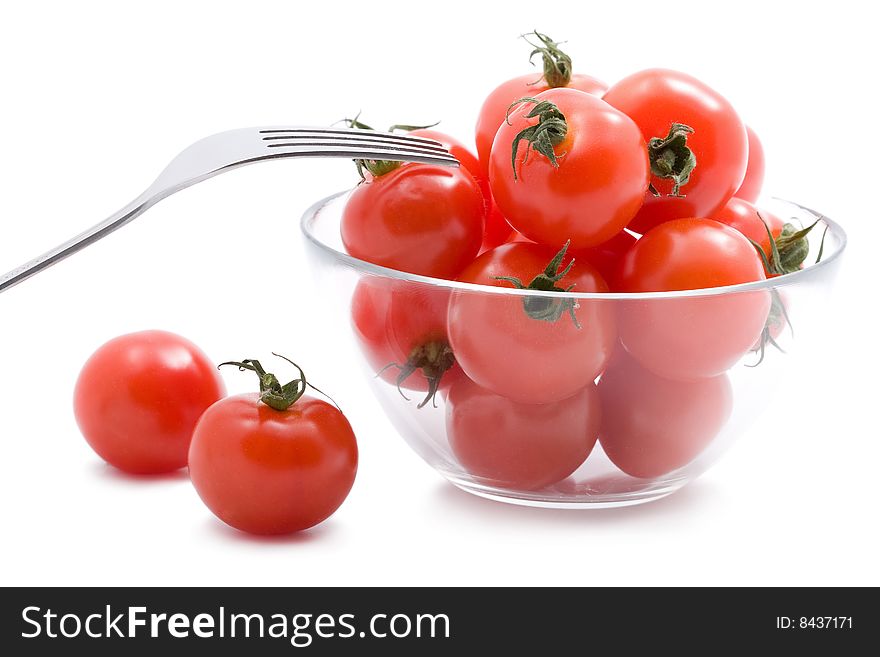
[301,191,846,508]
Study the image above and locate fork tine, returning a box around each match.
[259,127,442,147]
[262,132,448,153]
[264,141,459,166]
[263,137,452,155]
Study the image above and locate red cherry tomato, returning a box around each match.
[447,375,600,490]
[408,128,512,249]
[603,69,748,234]
[351,277,462,406]
[489,89,649,249]
[188,360,357,535]
[448,242,616,404]
[735,126,765,203]
[341,163,484,278]
[475,72,607,176]
[615,218,771,380]
[573,230,638,284]
[711,198,783,263]
[598,349,732,479]
[73,330,226,474]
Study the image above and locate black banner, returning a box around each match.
[0,587,870,654]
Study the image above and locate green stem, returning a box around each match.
[507,98,568,180]
[494,240,581,328]
[219,353,325,411]
[522,31,572,88]
[751,212,821,276]
[339,113,402,179]
[388,121,440,133]
[647,123,697,197]
[377,341,456,409]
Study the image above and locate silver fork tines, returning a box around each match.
[0,126,458,294]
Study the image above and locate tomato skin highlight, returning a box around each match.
[598,349,732,479]
[735,126,765,203]
[448,242,616,404]
[188,393,358,535]
[615,218,771,380]
[351,277,462,397]
[603,69,748,234]
[341,163,484,278]
[447,376,600,490]
[73,330,226,474]
[475,72,607,176]
[711,197,783,263]
[408,128,513,249]
[489,88,650,249]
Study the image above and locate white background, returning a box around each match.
[1,0,877,586]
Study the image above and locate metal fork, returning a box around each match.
[0,127,458,294]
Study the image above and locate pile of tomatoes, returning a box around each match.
[343,32,818,490]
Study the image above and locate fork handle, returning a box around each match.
[0,191,156,294]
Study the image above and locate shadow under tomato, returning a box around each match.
[428,478,722,527]
[88,461,191,484]
[202,516,339,546]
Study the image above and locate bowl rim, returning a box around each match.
[300,191,847,300]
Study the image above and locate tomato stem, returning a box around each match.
[219,354,327,411]
[647,123,697,197]
[751,212,820,276]
[340,113,437,180]
[378,341,456,409]
[388,122,441,133]
[748,289,791,367]
[507,98,568,180]
[494,240,581,328]
[522,31,573,88]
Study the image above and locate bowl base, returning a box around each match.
[447,476,686,509]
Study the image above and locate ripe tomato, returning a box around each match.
[448,242,616,404]
[489,90,649,249]
[735,126,765,203]
[476,30,606,175]
[408,128,512,249]
[603,69,748,234]
[598,348,732,479]
[475,73,607,175]
[447,375,600,490]
[711,198,819,277]
[573,230,638,285]
[351,277,462,407]
[615,218,771,380]
[341,163,484,278]
[711,198,783,262]
[188,358,357,535]
[73,330,226,474]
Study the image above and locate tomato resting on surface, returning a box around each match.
[341,162,485,279]
[188,357,357,535]
[447,376,600,490]
[603,68,748,234]
[615,218,771,380]
[489,90,649,249]
[407,127,513,250]
[598,348,732,479]
[448,241,616,404]
[735,126,765,203]
[475,31,606,176]
[351,277,462,407]
[73,330,226,474]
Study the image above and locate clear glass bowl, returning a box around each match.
[301,191,846,508]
